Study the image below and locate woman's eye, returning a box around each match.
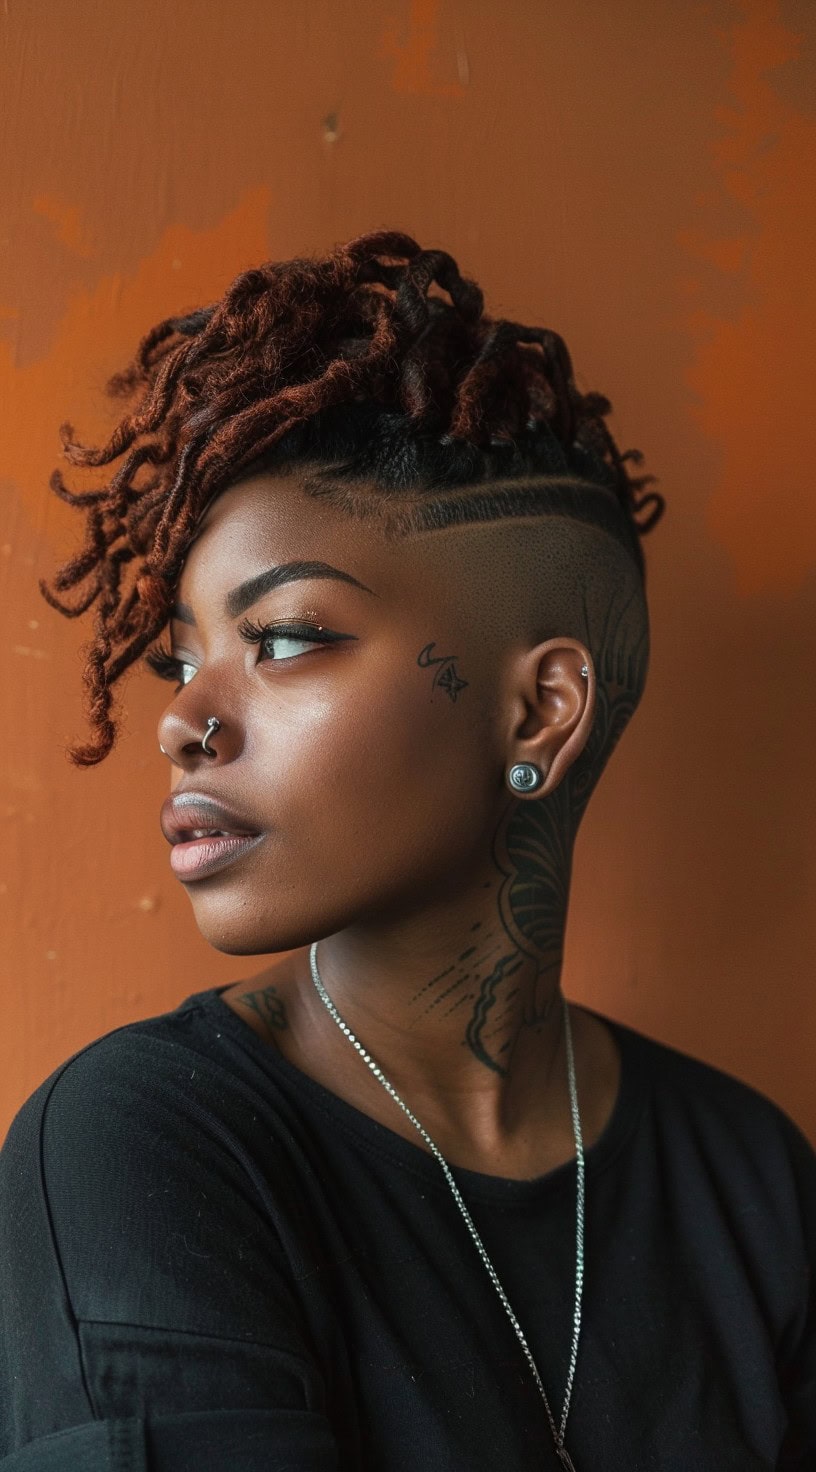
[258,632,319,662]
[237,619,343,664]
[143,621,354,690]
[143,645,199,687]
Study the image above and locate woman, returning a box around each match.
[0,231,813,1470]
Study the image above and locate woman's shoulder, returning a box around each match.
[593,1005,816,1184]
[0,983,289,1222]
[1,990,222,1140]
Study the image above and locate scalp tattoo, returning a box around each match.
[417,642,469,702]
[411,574,649,1076]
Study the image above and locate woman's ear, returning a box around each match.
[505,639,595,796]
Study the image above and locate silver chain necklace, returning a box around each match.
[309,941,585,1471]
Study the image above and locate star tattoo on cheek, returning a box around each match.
[417,642,469,702]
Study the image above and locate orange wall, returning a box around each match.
[2,0,815,1144]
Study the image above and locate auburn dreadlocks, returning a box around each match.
[39,229,664,767]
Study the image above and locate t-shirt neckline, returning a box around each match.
[178,983,646,1206]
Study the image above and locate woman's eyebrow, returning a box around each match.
[170,560,379,627]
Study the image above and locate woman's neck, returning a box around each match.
[221,945,620,1179]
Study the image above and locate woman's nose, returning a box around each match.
[158,711,234,766]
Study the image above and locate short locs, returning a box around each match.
[39,228,665,766]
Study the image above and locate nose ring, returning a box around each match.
[201,717,221,756]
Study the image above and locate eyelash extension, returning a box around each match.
[236,616,334,647]
[143,620,345,685]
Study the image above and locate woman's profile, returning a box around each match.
[0,230,813,1469]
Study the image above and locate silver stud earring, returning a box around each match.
[507,763,544,794]
[581,664,589,678]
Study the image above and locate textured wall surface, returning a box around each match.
[2,0,814,1143]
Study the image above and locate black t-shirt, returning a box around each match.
[0,983,814,1471]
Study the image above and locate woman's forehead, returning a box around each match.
[176,472,429,613]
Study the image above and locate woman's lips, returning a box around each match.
[169,831,264,881]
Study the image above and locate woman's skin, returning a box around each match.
[156,471,622,1181]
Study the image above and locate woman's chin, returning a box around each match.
[185,896,313,958]
[198,928,278,957]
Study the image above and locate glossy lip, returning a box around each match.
[169,831,265,882]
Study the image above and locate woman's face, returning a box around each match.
[156,472,506,955]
